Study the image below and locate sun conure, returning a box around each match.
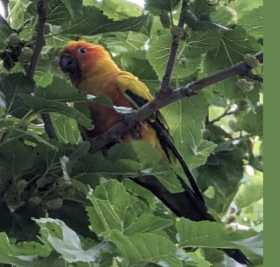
[59,40,250,265]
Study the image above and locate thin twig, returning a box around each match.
[90,52,263,152]
[26,0,56,139]
[160,0,187,94]
[209,106,239,124]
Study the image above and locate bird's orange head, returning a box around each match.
[59,40,111,83]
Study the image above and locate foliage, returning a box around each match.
[0,0,263,266]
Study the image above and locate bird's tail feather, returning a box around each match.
[150,117,205,203]
[132,176,251,266]
[149,118,251,265]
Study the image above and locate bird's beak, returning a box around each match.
[59,53,79,74]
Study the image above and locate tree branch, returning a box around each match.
[90,52,263,152]
[26,0,56,139]
[160,0,187,94]
[27,0,47,79]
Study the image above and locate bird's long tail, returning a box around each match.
[136,117,252,266]
[132,176,251,266]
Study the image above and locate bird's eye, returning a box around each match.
[78,47,87,54]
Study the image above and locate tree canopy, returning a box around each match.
[0,0,263,266]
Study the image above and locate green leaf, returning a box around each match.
[21,94,92,128]
[205,27,260,70]
[51,113,82,144]
[231,0,263,18]
[183,251,212,267]
[13,128,58,150]
[176,218,255,250]
[25,254,66,267]
[48,0,151,35]
[145,0,180,14]
[117,52,159,92]
[236,106,263,136]
[34,71,54,88]
[91,14,152,35]
[210,6,238,27]
[239,6,264,38]
[240,199,263,229]
[87,180,131,235]
[197,141,245,213]
[185,30,221,57]
[0,20,13,49]
[233,232,263,257]
[35,218,109,263]
[107,141,161,168]
[61,0,83,19]
[204,26,261,100]
[162,94,216,169]
[147,28,202,80]
[85,0,143,21]
[0,140,36,178]
[189,0,215,17]
[125,214,173,235]
[234,171,263,209]
[0,73,34,117]
[102,32,148,55]
[107,230,180,266]
[0,232,51,266]
[37,76,81,102]
[8,0,31,30]
[123,178,156,207]
[69,151,139,183]
[105,142,183,192]
[87,179,175,239]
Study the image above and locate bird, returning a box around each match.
[59,40,251,265]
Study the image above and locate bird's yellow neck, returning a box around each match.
[79,57,120,96]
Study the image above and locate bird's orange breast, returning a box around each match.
[84,86,161,150]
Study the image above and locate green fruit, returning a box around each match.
[171,26,184,40]
[16,179,28,191]
[8,33,21,48]
[236,78,255,92]
[46,198,63,210]
[18,46,33,64]
[244,54,259,68]
[29,196,42,206]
